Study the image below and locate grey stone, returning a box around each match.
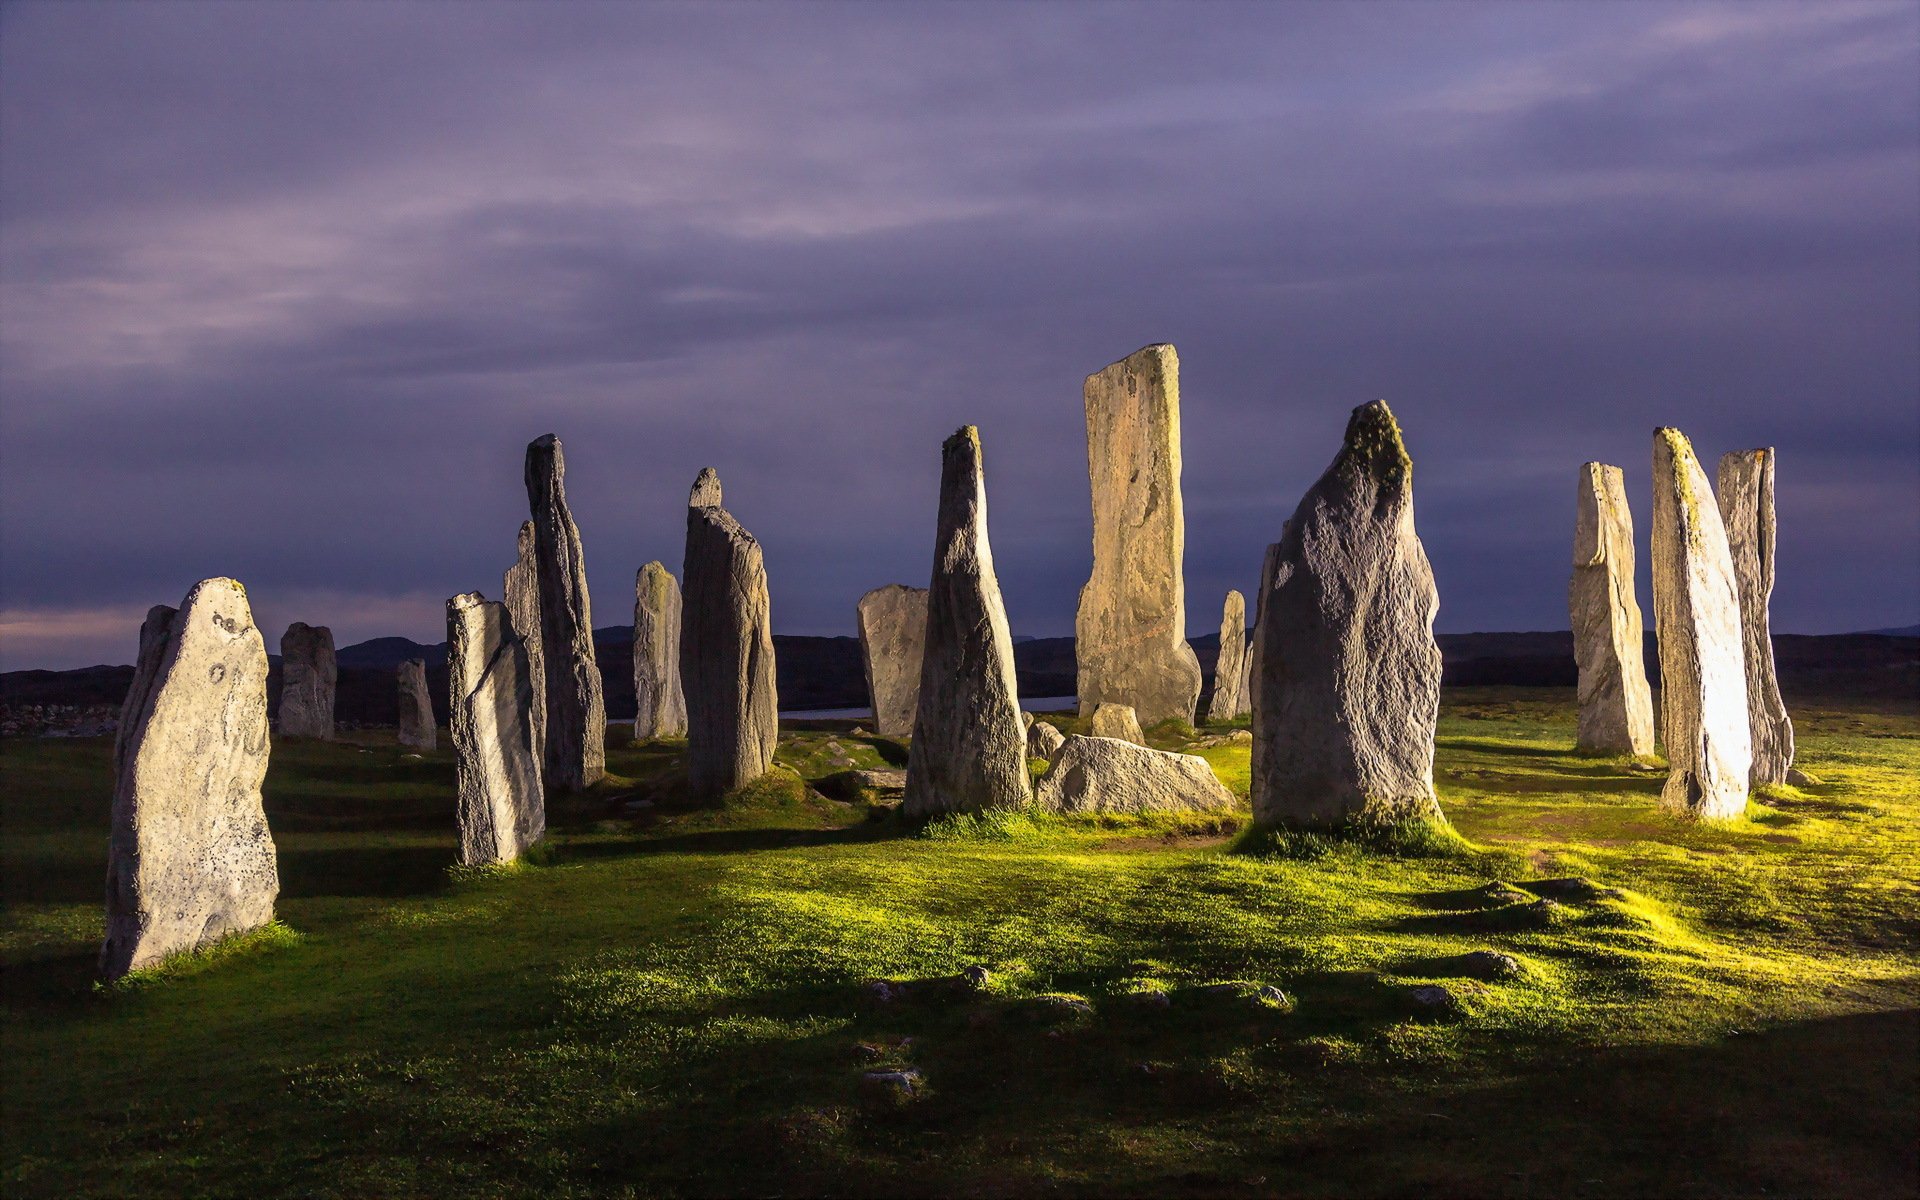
[1457,951,1523,980]
[277,621,336,739]
[1250,401,1443,828]
[1570,463,1656,756]
[1407,984,1462,1017]
[447,591,545,865]
[681,470,778,799]
[396,658,435,750]
[856,584,929,737]
[1651,429,1751,820]
[859,1068,924,1106]
[688,466,723,508]
[1717,449,1795,787]
[1033,734,1237,815]
[1076,344,1203,726]
[632,561,688,740]
[503,520,548,768]
[101,579,278,981]
[1026,718,1067,762]
[1090,701,1145,744]
[903,427,1031,817]
[525,435,606,791]
[1206,590,1252,721]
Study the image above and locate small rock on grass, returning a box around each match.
[1520,876,1624,903]
[1406,984,1463,1018]
[859,1068,924,1108]
[1457,951,1523,981]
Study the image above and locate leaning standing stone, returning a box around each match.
[1570,463,1656,756]
[1250,401,1443,828]
[278,621,336,739]
[1076,344,1203,726]
[857,584,929,737]
[904,427,1032,816]
[1205,590,1251,721]
[101,578,278,981]
[1717,449,1794,787]
[525,434,606,790]
[396,658,436,751]
[681,470,779,798]
[447,592,545,865]
[633,561,688,740]
[503,520,548,768]
[1651,429,1751,819]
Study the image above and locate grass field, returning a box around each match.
[3,689,1916,1198]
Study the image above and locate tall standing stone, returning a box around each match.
[1205,590,1251,721]
[503,521,548,769]
[1250,401,1443,829]
[525,434,605,791]
[856,584,929,737]
[447,592,545,865]
[1076,344,1203,726]
[101,578,278,981]
[396,658,436,751]
[278,622,336,739]
[681,469,778,798]
[1717,449,1794,787]
[1570,463,1656,756]
[1651,429,1751,819]
[904,427,1032,816]
[633,561,688,740]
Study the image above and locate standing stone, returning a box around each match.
[1717,449,1794,787]
[1205,590,1252,721]
[633,561,688,740]
[1091,702,1146,745]
[525,434,605,791]
[503,521,548,767]
[277,622,336,739]
[681,469,778,798]
[396,658,436,751]
[101,578,277,981]
[1076,344,1203,726]
[1570,463,1656,756]
[903,427,1032,816]
[856,584,929,737]
[1250,401,1443,828]
[447,592,545,865]
[1651,429,1751,819]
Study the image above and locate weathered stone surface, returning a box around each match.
[502,520,547,768]
[633,561,688,741]
[278,621,336,739]
[1717,449,1795,787]
[903,427,1031,816]
[689,466,723,508]
[525,435,606,791]
[1027,718,1067,762]
[1570,463,1656,756]
[1034,734,1237,815]
[1076,344,1203,726]
[1090,702,1145,745]
[396,658,436,750]
[1651,429,1752,819]
[856,584,929,737]
[101,579,277,981]
[1250,401,1443,828]
[447,591,545,865]
[1205,590,1251,721]
[681,470,778,798]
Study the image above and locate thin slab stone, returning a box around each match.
[1034,734,1236,815]
[525,434,605,790]
[1717,449,1794,787]
[682,471,779,798]
[396,658,436,751]
[633,561,688,740]
[857,584,929,737]
[1570,463,1656,756]
[503,520,548,767]
[447,591,545,865]
[1205,590,1251,721]
[278,621,336,739]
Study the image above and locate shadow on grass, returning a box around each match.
[277,842,458,899]
[558,820,900,860]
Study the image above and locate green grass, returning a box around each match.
[3,690,1916,1198]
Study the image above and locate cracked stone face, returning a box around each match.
[633,561,688,741]
[1570,463,1655,756]
[524,434,605,791]
[448,591,545,866]
[1716,448,1794,787]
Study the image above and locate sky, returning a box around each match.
[2,0,1916,672]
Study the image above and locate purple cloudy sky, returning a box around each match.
[2,0,1916,671]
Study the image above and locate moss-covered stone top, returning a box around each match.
[1340,399,1412,488]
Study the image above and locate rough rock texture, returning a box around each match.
[1651,429,1752,819]
[502,520,548,768]
[1246,538,1283,726]
[689,466,723,508]
[1076,344,1203,726]
[1717,449,1795,787]
[101,578,277,981]
[857,584,929,737]
[1205,590,1252,721]
[447,592,545,865]
[1034,735,1236,814]
[277,622,336,739]
[903,427,1032,816]
[525,435,605,791]
[396,658,436,750]
[1027,718,1067,763]
[1091,702,1146,745]
[681,471,778,798]
[1250,401,1443,828]
[1570,463,1656,756]
[632,561,688,741]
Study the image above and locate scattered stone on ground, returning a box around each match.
[1033,734,1237,814]
[1090,701,1146,745]
[1406,984,1463,1017]
[1026,718,1067,763]
[1455,951,1524,980]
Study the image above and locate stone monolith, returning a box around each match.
[857,584,929,737]
[1651,429,1751,819]
[633,561,688,740]
[1717,449,1794,787]
[1034,735,1236,815]
[503,520,548,767]
[447,592,545,865]
[903,427,1031,816]
[278,621,336,739]
[682,470,778,798]
[101,578,277,981]
[525,434,605,790]
[1570,463,1656,756]
[1205,590,1251,721]
[1250,401,1443,828]
[396,658,436,750]
[1091,702,1146,745]
[1076,344,1203,726]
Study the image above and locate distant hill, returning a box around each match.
[1864,624,1920,637]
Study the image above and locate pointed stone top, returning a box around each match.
[517,519,535,553]
[1335,400,1411,488]
[689,468,722,508]
[638,560,674,584]
[448,590,488,614]
[943,425,981,457]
